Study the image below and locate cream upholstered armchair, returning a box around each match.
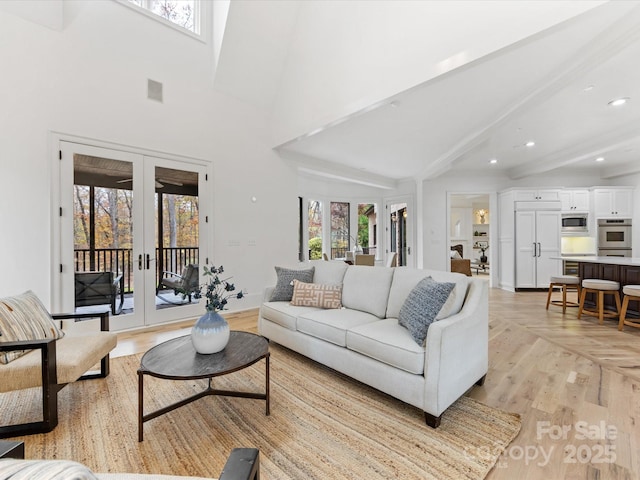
[0,291,117,438]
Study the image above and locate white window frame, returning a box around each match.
[302,196,381,262]
[116,0,206,41]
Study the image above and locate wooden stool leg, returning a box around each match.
[614,292,621,319]
[562,285,567,314]
[578,288,587,319]
[618,296,630,331]
[598,291,604,324]
[546,283,554,310]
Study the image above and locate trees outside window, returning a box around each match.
[308,200,322,260]
[127,0,199,34]
[330,202,350,259]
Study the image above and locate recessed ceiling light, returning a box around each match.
[608,97,630,107]
[489,159,498,164]
[583,85,595,92]
[596,157,605,162]
[525,141,535,147]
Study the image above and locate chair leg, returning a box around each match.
[598,291,605,324]
[0,342,60,439]
[614,292,622,319]
[618,296,630,331]
[578,288,588,319]
[546,283,554,310]
[562,285,568,314]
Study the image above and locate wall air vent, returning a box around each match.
[147,79,163,103]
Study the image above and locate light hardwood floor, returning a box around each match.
[115,288,640,479]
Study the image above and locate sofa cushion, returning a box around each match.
[0,290,65,364]
[341,266,394,318]
[297,309,379,347]
[259,302,322,331]
[269,266,315,302]
[291,280,342,309]
[309,260,349,285]
[0,331,118,392]
[398,277,455,345]
[346,319,425,375]
[0,459,98,479]
[386,267,468,320]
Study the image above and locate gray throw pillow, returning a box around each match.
[269,266,315,302]
[398,276,455,346]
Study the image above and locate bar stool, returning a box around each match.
[578,279,621,324]
[546,275,581,313]
[618,285,640,331]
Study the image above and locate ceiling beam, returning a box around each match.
[416,2,640,181]
[507,119,640,179]
[277,150,397,190]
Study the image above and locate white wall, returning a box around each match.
[0,1,297,311]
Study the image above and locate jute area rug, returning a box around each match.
[3,344,520,479]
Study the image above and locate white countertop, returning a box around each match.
[554,256,640,266]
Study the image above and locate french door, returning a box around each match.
[386,199,413,267]
[58,141,209,331]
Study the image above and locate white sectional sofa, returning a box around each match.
[258,261,488,427]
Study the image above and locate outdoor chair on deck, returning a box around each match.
[158,263,199,302]
[75,271,124,315]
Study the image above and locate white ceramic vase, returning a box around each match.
[191,310,230,354]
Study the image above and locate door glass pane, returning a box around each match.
[73,155,133,315]
[358,203,377,257]
[308,200,322,260]
[331,201,350,259]
[389,203,407,266]
[155,166,200,310]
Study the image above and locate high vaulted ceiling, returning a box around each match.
[216,1,640,187]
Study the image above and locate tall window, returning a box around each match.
[127,0,199,34]
[308,200,323,260]
[358,203,377,256]
[330,202,350,259]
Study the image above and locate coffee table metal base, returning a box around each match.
[137,332,270,442]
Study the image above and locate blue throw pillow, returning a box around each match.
[398,276,455,346]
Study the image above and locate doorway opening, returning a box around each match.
[448,194,491,280]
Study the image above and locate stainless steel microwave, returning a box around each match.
[561,214,588,234]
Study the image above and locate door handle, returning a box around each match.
[538,243,541,257]
[533,242,537,257]
[138,254,143,270]
[146,254,151,270]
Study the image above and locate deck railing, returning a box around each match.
[74,247,199,293]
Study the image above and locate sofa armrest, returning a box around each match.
[52,311,110,331]
[0,338,55,351]
[262,286,275,303]
[422,279,488,417]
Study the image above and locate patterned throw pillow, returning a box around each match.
[0,290,65,365]
[0,459,98,480]
[269,266,315,302]
[398,277,455,346]
[290,279,343,309]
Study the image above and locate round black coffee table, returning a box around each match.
[137,331,270,441]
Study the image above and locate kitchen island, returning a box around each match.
[558,256,640,318]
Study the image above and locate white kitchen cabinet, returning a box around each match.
[593,188,634,218]
[515,209,561,288]
[559,189,590,212]
[514,189,560,202]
